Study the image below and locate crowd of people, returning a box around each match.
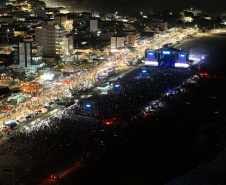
[0,61,107,124]
[0,29,196,125]
[0,64,200,185]
[0,29,200,184]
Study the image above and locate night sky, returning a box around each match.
[71,0,226,15]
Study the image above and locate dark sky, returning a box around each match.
[72,0,226,15]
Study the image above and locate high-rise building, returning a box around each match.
[35,21,68,57]
[13,37,43,73]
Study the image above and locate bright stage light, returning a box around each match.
[145,61,158,66]
[175,63,189,68]
[163,51,170,55]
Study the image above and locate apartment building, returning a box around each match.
[12,37,43,73]
[35,21,68,57]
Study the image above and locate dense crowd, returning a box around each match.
[0,65,199,185]
[95,67,195,119]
